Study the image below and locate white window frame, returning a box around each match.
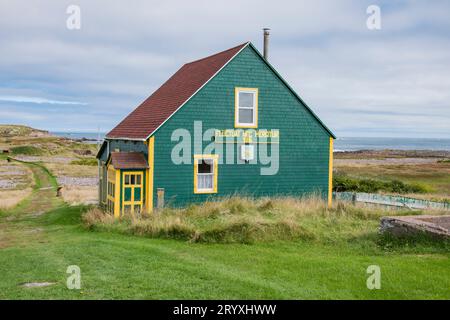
[235,87,258,128]
[194,155,218,194]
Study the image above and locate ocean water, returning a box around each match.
[51,131,105,143]
[50,132,450,151]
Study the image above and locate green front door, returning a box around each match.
[122,171,143,215]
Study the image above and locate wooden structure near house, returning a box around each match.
[97,41,335,217]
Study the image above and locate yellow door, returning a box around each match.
[122,171,144,216]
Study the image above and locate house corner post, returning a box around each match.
[328,137,334,208]
[147,136,155,214]
[114,168,121,218]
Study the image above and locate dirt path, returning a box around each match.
[0,160,63,248]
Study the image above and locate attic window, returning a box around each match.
[194,155,218,194]
[235,87,258,128]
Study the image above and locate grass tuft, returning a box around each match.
[10,145,44,156]
[83,207,115,228]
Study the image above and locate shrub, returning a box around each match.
[10,145,43,156]
[333,175,428,194]
[83,207,115,228]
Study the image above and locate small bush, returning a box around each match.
[10,145,43,156]
[71,158,97,166]
[83,207,115,228]
[333,175,428,194]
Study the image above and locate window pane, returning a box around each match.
[124,187,132,201]
[198,159,213,173]
[136,175,141,185]
[134,187,141,201]
[198,174,213,190]
[131,175,135,185]
[239,109,253,124]
[125,175,130,185]
[239,92,254,108]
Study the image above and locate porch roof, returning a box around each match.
[110,152,148,169]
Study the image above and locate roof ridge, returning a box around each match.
[184,42,249,65]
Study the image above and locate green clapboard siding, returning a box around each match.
[152,45,331,207]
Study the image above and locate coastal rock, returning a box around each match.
[380,215,450,239]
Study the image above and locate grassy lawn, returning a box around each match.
[0,205,449,299]
[0,158,449,299]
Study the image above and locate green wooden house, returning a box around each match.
[97,42,335,217]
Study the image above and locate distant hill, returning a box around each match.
[0,125,49,138]
[0,124,96,157]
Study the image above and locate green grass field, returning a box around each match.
[1,204,449,299]
[1,160,449,299]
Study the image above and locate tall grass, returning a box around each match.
[83,196,421,244]
[0,188,33,209]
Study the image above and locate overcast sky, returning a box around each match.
[0,0,449,138]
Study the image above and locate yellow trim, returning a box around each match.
[328,137,334,208]
[147,136,155,213]
[121,171,144,216]
[114,167,121,218]
[106,165,116,214]
[194,154,219,194]
[234,87,258,128]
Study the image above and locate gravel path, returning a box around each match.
[0,180,17,189]
[0,170,27,176]
[57,176,98,186]
[13,156,74,163]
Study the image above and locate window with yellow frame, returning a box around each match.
[194,154,218,194]
[235,87,258,128]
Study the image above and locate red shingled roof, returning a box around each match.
[107,42,248,140]
[110,152,148,169]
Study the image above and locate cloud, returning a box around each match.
[0,0,448,137]
[0,110,45,121]
[0,95,88,105]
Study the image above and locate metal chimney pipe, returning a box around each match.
[263,28,270,60]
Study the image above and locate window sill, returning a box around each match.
[194,189,217,194]
[235,123,258,128]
